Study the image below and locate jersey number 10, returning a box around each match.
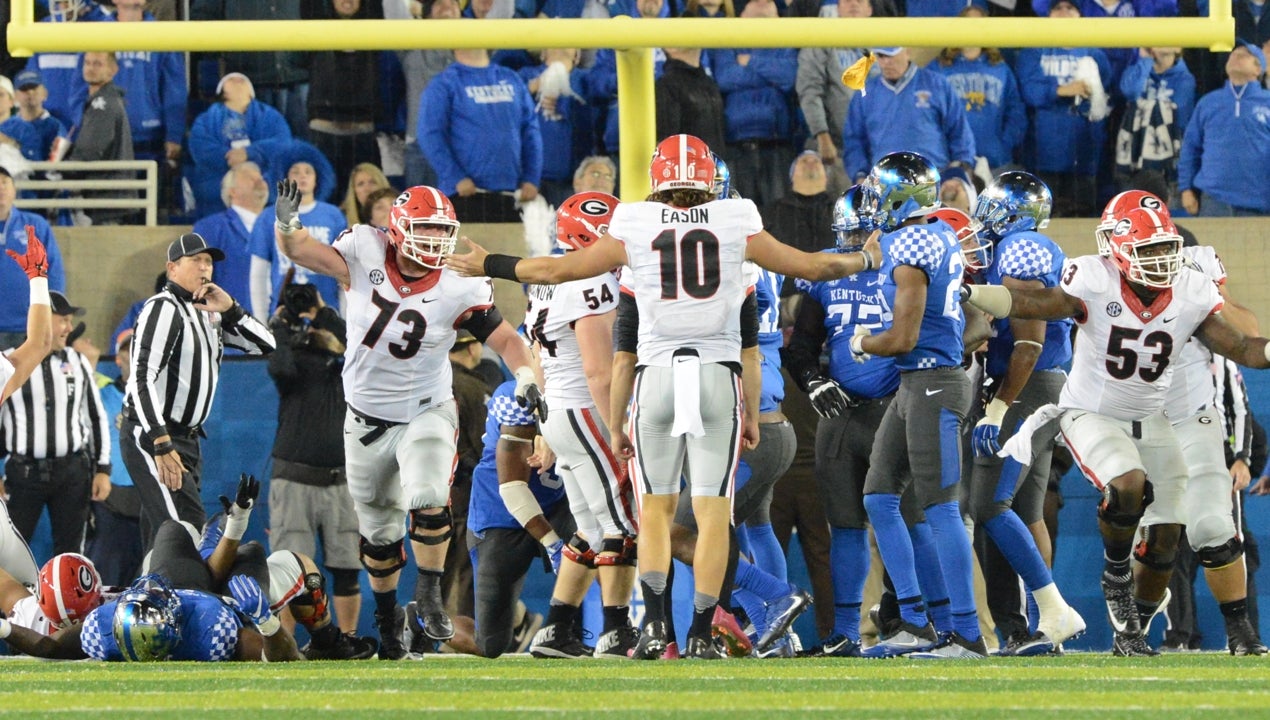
[652,229,722,300]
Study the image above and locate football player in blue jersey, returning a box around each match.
[964,172,1085,655]
[851,151,986,659]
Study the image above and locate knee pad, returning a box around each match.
[359,536,407,578]
[595,535,637,567]
[1098,482,1151,530]
[563,533,597,568]
[408,507,454,546]
[288,572,330,629]
[1133,524,1180,572]
[1197,537,1244,570]
[328,567,361,597]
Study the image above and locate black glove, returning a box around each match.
[67,321,86,345]
[807,376,854,419]
[275,179,303,234]
[518,383,549,424]
[219,473,260,514]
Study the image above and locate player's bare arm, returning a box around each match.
[963,283,1083,322]
[2,227,53,403]
[745,229,881,282]
[0,620,86,660]
[1217,283,1260,337]
[740,346,761,450]
[274,179,351,286]
[575,311,616,422]
[448,236,628,286]
[497,423,556,542]
[1195,311,1270,369]
[234,625,303,662]
[862,266,925,356]
[962,303,992,356]
[608,351,638,462]
[992,276,1048,406]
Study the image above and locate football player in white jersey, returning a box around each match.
[448,133,880,659]
[1097,192,1265,655]
[1,227,53,405]
[964,203,1270,656]
[274,180,543,660]
[523,191,644,658]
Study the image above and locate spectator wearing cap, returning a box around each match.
[119,232,274,549]
[1179,40,1270,216]
[84,327,144,586]
[12,69,69,163]
[1014,0,1113,216]
[187,73,291,219]
[0,290,111,557]
[842,46,976,181]
[0,75,40,162]
[0,166,66,349]
[760,150,836,306]
[65,52,135,226]
[307,0,383,192]
[191,162,270,310]
[249,142,346,321]
[22,0,111,130]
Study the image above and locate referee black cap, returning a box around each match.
[49,291,86,317]
[167,232,226,263]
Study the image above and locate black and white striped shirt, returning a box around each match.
[124,284,274,440]
[0,347,110,469]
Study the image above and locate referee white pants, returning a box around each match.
[343,401,459,547]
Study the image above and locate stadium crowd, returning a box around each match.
[0,0,1269,662]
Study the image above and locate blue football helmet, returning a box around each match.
[113,575,181,662]
[866,151,941,232]
[711,153,732,199]
[973,171,1052,240]
[831,184,880,251]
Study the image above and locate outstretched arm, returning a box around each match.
[0,618,86,660]
[1196,312,1270,370]
[275,180,351,286]
[745,230,881,282]
[963,283,1084,321]
[2,228,53,403]
[447,236,627,286]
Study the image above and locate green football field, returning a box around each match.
[3,654,1270,719]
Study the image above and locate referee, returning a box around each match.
[120,232,275,549]
[0,290,110,555]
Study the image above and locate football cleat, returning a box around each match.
[405,602,441,654]
[661,641,680,660]
[757,587,812,652]
[408,591,454,642]
[683,634,725,660]
[1140,588,1171,635]
[375,605,408,661]
[1020,604,1087,655]
[1100,571,1141,638]
[304,632,379,661]
[869,602,901,641]
[711,606,753,658]
[755,632,796,659]
[529,622,591,659]
[908,632,988,660]
[511,609,544,654]
[820,633,863,658]
[1112,631,1159,657]
[630,620,669,660]
[861,621,938,658]
[1225,614,1268,656]
[593,625,640,659]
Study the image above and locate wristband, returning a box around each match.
[484,253,523,282]
[152,441,175,456]
[256,614,281,637]
[29,277,49,307]
[540,530,562,548]
[224,508,252,542]
[982,397,1009,426]
[0,617,11,639]
[858,250,874,272]
[220,302,245,326]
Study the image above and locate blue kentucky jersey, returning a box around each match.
[880,221,965,372]
[796,251,900,399]
[80,589,243,662]
[468,381,566,535]
[754,267,785,413]
[984,230,1072,378]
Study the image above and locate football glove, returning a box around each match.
[544,538,564,575]
[228,575,280,636]
[219,473,260,542]
[849,325,872,364]
[275,179,303,235]
[6,227,49,280]
[972,398,1009,458]
[806,376,853,419]
[514,366,548,422]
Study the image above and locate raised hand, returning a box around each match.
[5,227,48,280]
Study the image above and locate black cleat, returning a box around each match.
[529,622,591,658]
[1226,615,1268,656]
[593,625,640,659]
[305,632,379,661]
[1101,572,1142,638]
[683,634,725,659]
[820,633,862,657]
[757,587,812,652]
[375,606,408,661]
[630,621,669,660]
[407,598,454,643]
[1111,631,1159,657]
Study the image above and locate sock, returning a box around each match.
[829,527,868,641]
[863,493,924,626]
[733,587,769,638]
[546,598,580,628]
[746,523,788,583]
[373,589,397,619]
[1104,547,1132,580]
[413,568,443,606]
[924,502,981,642]
[734,558,791,603]
[690,592,718,638]
[603,605,631,632]
[983,512,1054,591]
[309,621,341,649]
[909,521,951,632]
[1220,598,1249,619]
[1136,598,1161,630]
[640,572,668,626]
[735,525,752,559]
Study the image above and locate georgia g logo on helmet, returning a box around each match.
[577,198,611,217]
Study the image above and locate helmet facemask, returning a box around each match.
[1119,236,1182,289]
[393,217,459,270]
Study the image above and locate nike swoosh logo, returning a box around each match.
[420,297,437,303]
[1107,611,1129,633]
[1162,316,1175,323]
[925,389,943,396]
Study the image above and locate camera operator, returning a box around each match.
[266,278,363,639]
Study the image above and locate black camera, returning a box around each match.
[281,282,320,319]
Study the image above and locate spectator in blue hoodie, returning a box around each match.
[1031,0,1176,98]
[23,0,110,129]
[0,167,65,348]
[1179,41,1270,216]
[190,161,270,310]
[419,48,542,223]
[1114,47,1195,199]
[187,73,292,219]
[711,0,798,206]
[928,6,1026,172]
[1014,0,1113,216]
[518,49,595,208]
[842,47,976,181]
[584,0,669,156]
[12,70,67,163]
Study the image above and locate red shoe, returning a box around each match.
[711,606,753,657]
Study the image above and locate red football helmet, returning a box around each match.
[930,207,990,271]
[387,186,460,270]
[556,191,618,251]
[1096,190,1169,258]
[38,553,102,629]
[1107,206,1183,289]
[648,134,715,193]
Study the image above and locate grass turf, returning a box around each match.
[1,653,1268,719]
